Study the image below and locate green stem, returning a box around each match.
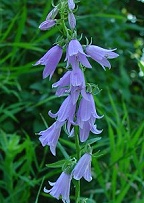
[59,1,69,37]
[74,126,81,203]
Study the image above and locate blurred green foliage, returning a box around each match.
[0,0,144,202]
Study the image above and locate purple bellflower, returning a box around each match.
[48,94,76,122]
[48,94,76,136]
[86,45,119,70]
[77,93,102,142]
[68,0,75,10]
[52,71,72,96]
[38,121,64,156]
[72,153,92,182]
[44,171,72,203]
[70,65,85,88]
[66,39,92,68]
[68,12,76,30]
[34,45,62,79]
[79,119,102,142]
[52,66,87,104]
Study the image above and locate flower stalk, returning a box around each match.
[74,125,81,202]
[33,0,119,202]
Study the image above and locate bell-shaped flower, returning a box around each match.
[86,45,119,70]
[77,93,101,125]
[52,71,71,96]
[34,45,62,79]
[70,66,85,88]
[44,171,72,203]
[68,12,76,30]
[48,94,76,123]
[68,0,75,10]
[77,93,102,142]
[65,39,92,68]
[38,121,64,156]
[72,153,92,182]
[79,119,102,142]
[52,64,87,104]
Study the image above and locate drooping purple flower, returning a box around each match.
[77,93,100,122]
[48,94,76,123]
[48,94,78,137]
[68,12,76,30]
[39,20,56,30]
[77,93,102,142]
[52,65,88,104]
[79,119,102,142]
[38,121,64,156]
[72,153,92,182]
[68,0,75,10]
[52,71,71,96]
[44,171,72,203]
[34,45,62,79]
[66,39,92,68]
[86,45,119,70]
[70,65,85,88]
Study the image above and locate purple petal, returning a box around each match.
[79,122,91,142]
[83,161,92,182]
[48,110,58,118]
[46,7,58,20]
[91,124,103,134]
[81,88,90,101]
[77,95,92,121]
[89,94,102,119]
[68,12,76,29]
[78,53,92,68]
[44,172,72,203]
[70,68,85,87]
[34,45,62,79]
[52,71,71,96]
[38,121,64,155]
[86,45,119,69]
[49,95,76,123]
[68,0,75,10]
[95,57,111,70]
[87,45,119,59]
[68,39,85,56]
[72,153,92,182]
[70,86,81,104]
[52,71,71,88]
[39,20,56,30]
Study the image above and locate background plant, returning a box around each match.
[0,0,144,202]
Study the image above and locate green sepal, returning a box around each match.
[83,137,101,146]
[46,159,66,168]
[138,59,144,73]
[92,150,103,158]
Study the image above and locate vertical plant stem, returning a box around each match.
[74,126,81,203]
[59,1,69,37]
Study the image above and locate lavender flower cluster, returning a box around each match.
[34,0,118,202]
